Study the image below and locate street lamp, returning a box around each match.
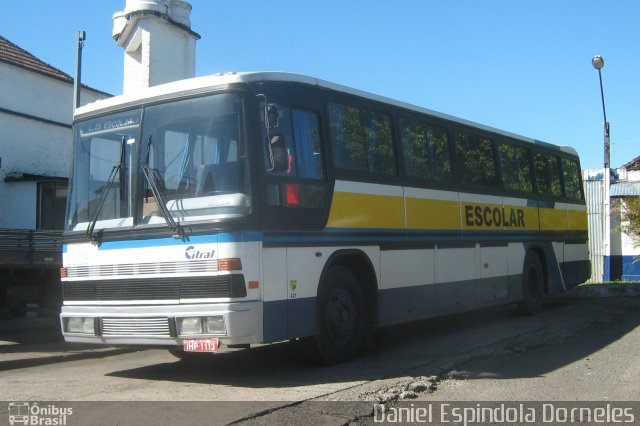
[592,54,611,282]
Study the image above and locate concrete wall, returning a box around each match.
[0,61,110,230]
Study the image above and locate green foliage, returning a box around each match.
[619,196,640,247]
[454,131,496,186]
[499,143,532,192]
[401,119,452,182]
[562,158,582,199]
[534,152,562,197]
[329,103,396,175]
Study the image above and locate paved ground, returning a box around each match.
[0,286,639,425]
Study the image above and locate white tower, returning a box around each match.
[112,0,200,94]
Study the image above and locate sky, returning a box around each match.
[2,0,638,170]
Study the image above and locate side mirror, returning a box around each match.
[266,103,279,129]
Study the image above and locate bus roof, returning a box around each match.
[75,71,579,157]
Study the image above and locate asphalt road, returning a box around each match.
[1,295,639,425]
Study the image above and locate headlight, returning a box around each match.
[65,317,95,334]
[205,316,226,334]
[176,316,226,335]
[177,317,203,335]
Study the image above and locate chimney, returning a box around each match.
[112,0,200,94]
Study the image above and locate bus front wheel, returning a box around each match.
[301,266,366,365]
[517,251,545,315]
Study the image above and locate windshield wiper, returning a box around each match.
[85,136,126,243]
[143,135,186,240]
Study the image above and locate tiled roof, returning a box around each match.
[0,35,73,83]
[623,156,640,172]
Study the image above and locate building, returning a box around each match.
[0,35,110,316]
[584,155,640,283]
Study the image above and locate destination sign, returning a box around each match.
[79,111,141,137]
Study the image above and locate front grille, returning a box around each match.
[62,275,246,301]
[101,317,171,336]
[66,259,220,278]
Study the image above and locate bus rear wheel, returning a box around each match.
[517,251,545,315]
[301,266,366,365]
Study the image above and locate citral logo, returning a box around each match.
[184,246,215,260]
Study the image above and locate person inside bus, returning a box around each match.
[268,134,300,205]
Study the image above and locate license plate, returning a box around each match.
[183,338,219,352]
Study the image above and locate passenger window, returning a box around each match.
[401,118,452,183]
[454,130,497,187]
[329,103,366,172]
[562,158,583,200]
[329,102,397,175]
[498,142,533,193]
[366,111,396,175]
[534,152,562,197]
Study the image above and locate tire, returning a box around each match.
[301,266,366,365]
[517,251,545,315]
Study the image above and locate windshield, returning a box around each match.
[66,93,250,233]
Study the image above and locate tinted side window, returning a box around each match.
[498,142,533,193]
[329,102,396,175]
[534,152,562,197]
[366,111,396,175]
[454,130,497,187]
[329,103,367,172]
[400,118,453,183]
[562,158,583,200]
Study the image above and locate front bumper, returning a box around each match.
[60,301,263,347]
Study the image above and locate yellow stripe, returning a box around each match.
[539,208,567,231]
[567,209,588,231]
[326,192,405,229]
[327,190,588,234]
[406,198,460,230]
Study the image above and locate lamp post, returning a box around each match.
[592,55,611,282]
[73,31,86,111]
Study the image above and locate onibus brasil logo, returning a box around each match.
[7,402,73,426]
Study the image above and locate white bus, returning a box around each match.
[60,72,590,364]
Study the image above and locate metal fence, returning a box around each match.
[584,179,604,283]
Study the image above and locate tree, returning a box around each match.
[615,196,640,247]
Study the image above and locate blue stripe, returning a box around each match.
[263,228,587,246]
[97,231,262,250]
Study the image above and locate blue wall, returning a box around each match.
[604,255,640,282]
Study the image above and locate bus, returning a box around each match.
[59,72,590,364]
